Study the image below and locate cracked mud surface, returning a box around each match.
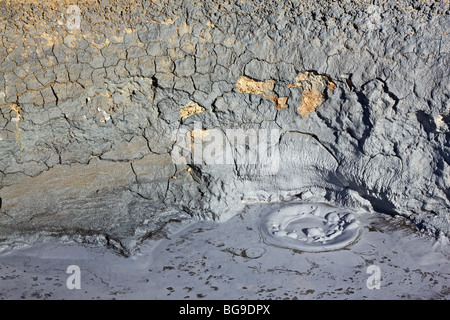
[0,202,448,300]
[0,0,449,254]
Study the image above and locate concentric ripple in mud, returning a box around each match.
[260,203,361,252]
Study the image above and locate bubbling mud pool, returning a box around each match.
[0,201,448,299]
[260,203,361,252]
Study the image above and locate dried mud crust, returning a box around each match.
[0,0,449,246]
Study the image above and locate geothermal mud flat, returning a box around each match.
[0,0,449,299]
[0,202,448,299]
